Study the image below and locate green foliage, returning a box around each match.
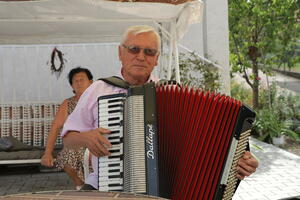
[230,80,252,106]
[275,39,300,70]
[229,0,300,108]
[229,0,299,71]
[178,52,221,91]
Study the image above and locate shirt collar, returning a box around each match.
[117,69,159,84]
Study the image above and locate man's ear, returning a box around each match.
[154,52,160,66]
[118,45,122,61]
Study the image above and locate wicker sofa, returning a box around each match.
[0,103,62,165]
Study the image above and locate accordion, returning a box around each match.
[97,82,255,200]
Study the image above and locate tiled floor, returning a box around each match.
[233,138,300,200]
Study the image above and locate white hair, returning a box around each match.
[120,25,161,50]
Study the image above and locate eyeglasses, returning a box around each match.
[122,44,158,57]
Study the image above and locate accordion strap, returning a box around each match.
[99,76,179,89]
[99,76,130,89]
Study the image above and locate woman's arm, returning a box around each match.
[41,99,69,167]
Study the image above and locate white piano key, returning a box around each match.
[99,127,122,133]
[100,120,122,127]
[99,108,123,115]
[99,165,122,173]
[99,178,123,185]
[99,110,123,116]
[99,113,122,121]
[108,144,122,150]
[99,101,123,108]
[108,139,121,145]
[99,185,123,191]
[99,157,122,163]
[108,135,121,141]
[99,97,124,102]
[98,97,124,103]
[99,161,122,168]
[106,151,122,157]
[99,171,122,178]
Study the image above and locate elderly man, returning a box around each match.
[61,25,258,190]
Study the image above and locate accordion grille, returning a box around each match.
[222,129,251,200]
[124,95,146,193]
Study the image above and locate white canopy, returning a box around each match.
[0,0,203,45]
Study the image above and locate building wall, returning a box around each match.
[180,0,230,94]
[0,43,120,104]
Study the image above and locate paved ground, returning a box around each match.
[233,70,300,95]
[0,166,74,196]
[275,73,300,94]
[233,138,300,200]
[1,138,300,199]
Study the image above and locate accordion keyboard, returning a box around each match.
[98,95,125,191]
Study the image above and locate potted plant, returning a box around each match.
[168,52,221,91]
[254,108,300,146]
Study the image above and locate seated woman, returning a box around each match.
[41,67,93,190]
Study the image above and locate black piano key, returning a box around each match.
[108,109,123,114]
[110,141,121,145]
[108,117,120,121]
[109,175,122,179]
[108,183,123,189]
[108,99,123,104]
[109,169,120,173]
[111,130,120,134]
[108,155,120,159]
[109,163,120,167]
[109,149,120,153]
[108,155,123,160]
[108,122,121,127]
[108,104,122,109]
[108,136,120,140]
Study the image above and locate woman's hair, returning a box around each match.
[120,25,161,50]
[68,67,93,85]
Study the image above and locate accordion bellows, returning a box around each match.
[156,85,254,199]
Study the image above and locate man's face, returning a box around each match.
[119,32,159,84]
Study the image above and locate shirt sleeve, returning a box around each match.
[61,81,101,137]
[61,80,127,137]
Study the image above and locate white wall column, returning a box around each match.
[202,0,230,94]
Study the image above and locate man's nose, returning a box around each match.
[136,50,146,60]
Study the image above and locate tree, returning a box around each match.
[229,0,299,109]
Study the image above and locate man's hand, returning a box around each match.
[236,151,259,180]
[41,153,54,167]
[82,127,112,157]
